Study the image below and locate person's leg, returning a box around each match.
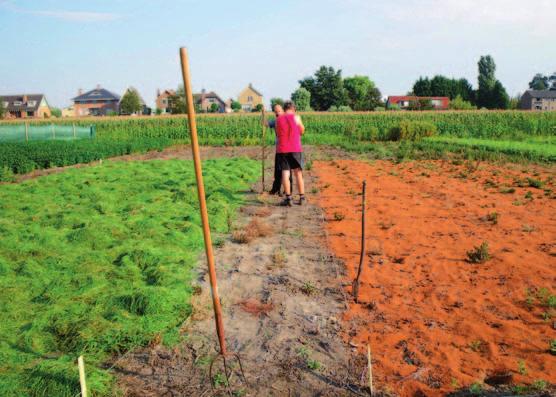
[282,169,291,195]
[270,153,281,194]
[293,168,304,195]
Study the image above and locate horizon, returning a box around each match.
[1,0,554,109]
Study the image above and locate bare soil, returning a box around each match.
[113,147,369,396]
[314,159,556,396]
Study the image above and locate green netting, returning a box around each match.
[0,124,94,142]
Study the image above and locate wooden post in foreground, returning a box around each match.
[179,47,227,357]
[51,123,55,140]
[25,122,29,142]
[78,355,88,397]
[73,123,77,139]
[367,343,374,395]
[352,180,367,302]
[261,108,266,193]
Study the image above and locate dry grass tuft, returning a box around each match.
[232,218,273,244]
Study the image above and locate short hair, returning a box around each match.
[283,101,296,111]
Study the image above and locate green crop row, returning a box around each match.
[2,111,555,141]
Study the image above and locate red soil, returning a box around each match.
[314,159,556,396]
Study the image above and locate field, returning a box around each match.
[1,111,556,178]
[0,158,259,396]
[1,111,555,396]
[314,159,555,395]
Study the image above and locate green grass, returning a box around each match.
[0,158,258,396]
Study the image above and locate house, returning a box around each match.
[121,87,151,115]
[194,89,226,113]
[73,85,120,117]
[0,94,51,118]
[238,83,263,112]
[519,90,556,111]
[387,96,450,110]
[155,89,176,114]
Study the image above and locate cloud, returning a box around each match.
[0,0,119,22]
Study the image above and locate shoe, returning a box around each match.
[280,196,293,207]
[297,195,307,205]
[269,188,280,195]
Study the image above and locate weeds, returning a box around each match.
[500,187,516,194]
[517,359,528,376]
[469,382,483,394]
[469,340,483,352]
[333,212,345,221]
[300,281,318,296]
[527,177,543,188]
[485,212,499,224]
[550,340,556,356]
[466,242,490,264]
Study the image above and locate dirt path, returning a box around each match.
[114,149,368,396]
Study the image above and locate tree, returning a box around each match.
[168,86,186,114]
[449,95,477,110]
[491,80,509,109]
[0,100,6,119]
[328,105,352,112]
[253,103,264,112]
[155,108,163,115]
[209,103,220,113]
[50,108,62,118]
[549,72,556,90]
[413,77,432,97]
[231,100,241,112]
[412,76,474,102]
[120,89,142,115]
[299,66,346,111]
[477,55,497,108]
[291,87,311,111]
[343,75,382,111]
[476,55,509,109]
[529,73,549,90]
[270,97,284,109]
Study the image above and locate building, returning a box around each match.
[387,96,450,110]
[0,94,51,118]
[73,85,120,117]
[155,89,176,114]
[194,89,226,113]
[519,90,556,111]
[121,87,151,115]
[238,83,263,112]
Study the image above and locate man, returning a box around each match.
[275,101,305,206]
[267,104,292,195]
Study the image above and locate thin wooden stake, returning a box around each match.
[25,122,29,142]
[78,355,88,397]
[179,47,227,356]
[352,180,367,302]
[367,343,374,396]
[51,123,55,139]
[261,108,266,193]
[73,123,77,139]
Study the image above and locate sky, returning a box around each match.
[1,0,555,108]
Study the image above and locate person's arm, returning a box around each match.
[267,119,276,129]
[295,115,305,135]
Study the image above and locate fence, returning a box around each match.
[0,123,95,143]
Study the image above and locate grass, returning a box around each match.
[0,157,259,397]
[466,242,490,264]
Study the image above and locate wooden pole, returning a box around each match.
[73,123,76,139]
[51,123,55,139]
[78,355,88,397]
[179,47,227,356]
[25,122,29,142]
[367,343,374,395]
[353,180,367,302]
[261,108,266,193]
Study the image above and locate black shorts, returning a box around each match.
[277,152,304,171]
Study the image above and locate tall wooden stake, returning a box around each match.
[353,180,367,302]
[73,123,77,139]
[367,343,374,395]
[78,356,88,397]
[25,122,29,142]
[261,108,266,193]
[179,47,227,356]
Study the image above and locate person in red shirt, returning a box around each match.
[275,101,305,206]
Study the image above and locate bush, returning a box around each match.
[388,121,437,141]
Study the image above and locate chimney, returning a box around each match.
[96,84,101,90]
[23,95,28,103]
[156,88,161,97]
[78,88,83,95]
[201,88,206,94]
